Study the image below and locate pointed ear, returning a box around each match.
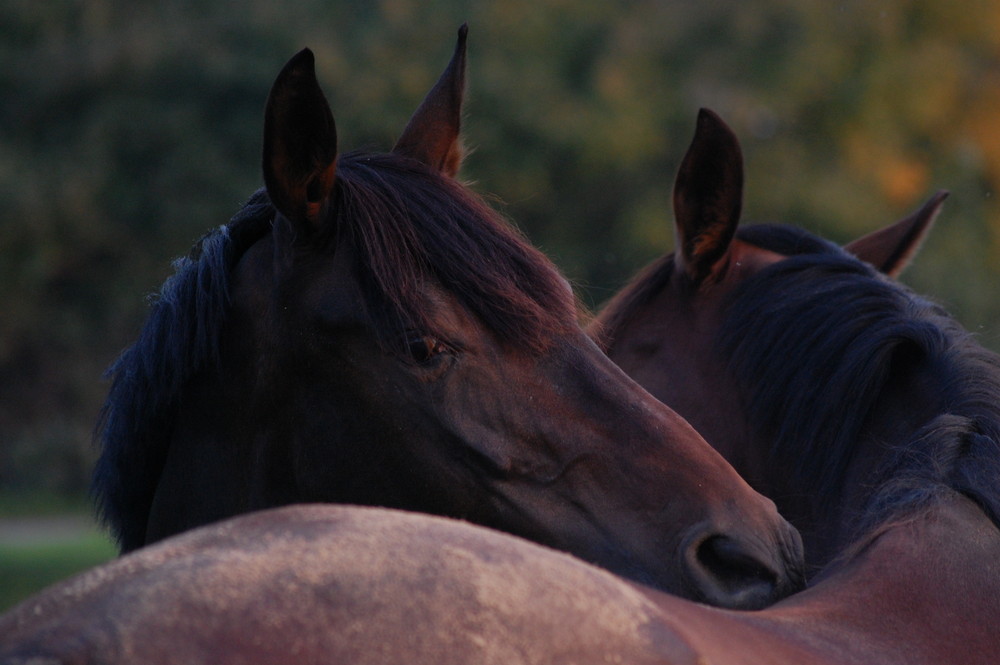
[262,48,338,232]
[845,190,948,277]
[673,108,744,285]
[392,24,467,177]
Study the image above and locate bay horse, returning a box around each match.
[590,108,1000,582]
[3,491,996,664]
[6,107,997,665]
[88,30,803,608]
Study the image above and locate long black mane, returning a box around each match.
[720,224,1000,537]
[92,151,577,551]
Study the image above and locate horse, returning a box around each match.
[589,108,998,577]
[6,103,997,665]
[87,29,803,609]
[3,491,996,664]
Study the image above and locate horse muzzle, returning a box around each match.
[680,519,806,610]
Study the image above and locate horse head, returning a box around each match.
[592,108,950,570]
[94,30,804,608]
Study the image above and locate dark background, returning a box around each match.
[4,0,1000,502]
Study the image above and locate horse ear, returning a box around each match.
[262,48,338,232]
[392,24,467,177]
[673,108,744,285]
[844,190,948,278]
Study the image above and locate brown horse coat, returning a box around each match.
[2,499,996,664]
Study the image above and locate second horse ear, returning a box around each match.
[392,24,468,177]
[844,191,948,278]
[672,109,744,286]
[262,48,338,233]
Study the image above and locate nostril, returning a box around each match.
[698,535,776,588]
[687,534,781,610]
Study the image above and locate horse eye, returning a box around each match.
[405,333,449,365]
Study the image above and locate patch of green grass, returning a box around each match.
[0,529,116,612]
[0,491,94,518]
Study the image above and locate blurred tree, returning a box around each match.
[2,0,1000,497]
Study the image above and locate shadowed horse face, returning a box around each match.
[592,109,955,570]
[91,30,803,608]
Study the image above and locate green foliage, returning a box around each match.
[4,0,1000,495]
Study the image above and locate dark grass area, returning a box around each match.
[0,490,94,518]
[0,491,116,612]
[0,528,116,612]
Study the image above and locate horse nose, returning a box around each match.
[681,522,805,610]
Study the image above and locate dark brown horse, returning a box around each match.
[590,109,979,575]
[88,31,803,608]
[6,108,997,665]
[3,495,996,664]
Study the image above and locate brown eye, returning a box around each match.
[405,333,449,365]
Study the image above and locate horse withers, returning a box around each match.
[89,29,803,608]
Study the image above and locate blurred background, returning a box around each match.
[3,0,1000,607]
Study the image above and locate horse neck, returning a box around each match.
[759,493,1000,664]
[757,341,947,571]
[142,258,302,547]
[143,365,269,545]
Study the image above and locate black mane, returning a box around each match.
[91,192,271,551]
[721,224,1000,534]
[92,151,577,550]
